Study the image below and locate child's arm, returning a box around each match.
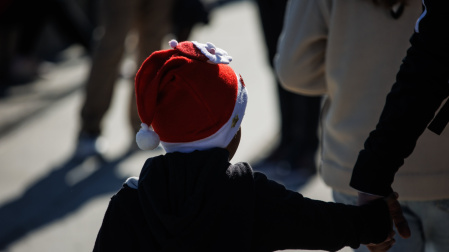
[251,172,392,252]
[93,186,141,252]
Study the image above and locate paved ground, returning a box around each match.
[0,1,350,251]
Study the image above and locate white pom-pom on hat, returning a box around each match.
[136,123,160,150]
[169,39,178,49]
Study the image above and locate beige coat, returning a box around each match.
[275,0,449,200]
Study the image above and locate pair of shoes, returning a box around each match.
[73,133,108,159]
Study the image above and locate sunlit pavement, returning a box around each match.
[0,1,349,251]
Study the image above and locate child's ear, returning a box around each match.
[226,127,241,161]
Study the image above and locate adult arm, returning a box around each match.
[350,0,449,197]
[274,0,329,96]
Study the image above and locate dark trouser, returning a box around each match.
[80,0,174,136]
[0,0,93,85]
[255,0,321,168]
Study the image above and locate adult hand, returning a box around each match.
[358,192,411,239]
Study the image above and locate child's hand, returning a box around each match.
[365,230,396,252]
[358,192,411,239]
[360,192,411,251]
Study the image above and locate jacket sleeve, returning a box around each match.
[274,0,330,96]
[93,187,140,252]
[350,0,449,196]
[251,172,391,252]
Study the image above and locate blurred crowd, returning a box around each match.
[0,0,212,91]
[1,0,448,251]
[0,0,317,189]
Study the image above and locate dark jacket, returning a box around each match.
[351,0,449,196]
[94,148,391,252]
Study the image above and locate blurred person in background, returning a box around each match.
[0,0,93,91]
[253,0,321,191]
[172,0,210,42]
[74,0,175,158]
[274,0,449,251]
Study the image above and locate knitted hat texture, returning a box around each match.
[135,40,248,153]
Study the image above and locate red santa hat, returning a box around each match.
[135,39,248,153]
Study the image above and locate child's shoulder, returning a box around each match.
[226,162,253,178]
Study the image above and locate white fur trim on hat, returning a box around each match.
[136,123,160,150]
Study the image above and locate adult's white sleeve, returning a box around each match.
[274,0,330,96]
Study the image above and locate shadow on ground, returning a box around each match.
[0,149,146,249]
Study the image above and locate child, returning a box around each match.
[93,40,395,252]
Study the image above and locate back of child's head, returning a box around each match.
[135,40,248,153]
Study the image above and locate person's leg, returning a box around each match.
[0,25,17,87]
[130,0,174,134]
[332,191,425,252]
[50,0,94,52]
[406,199,449,252]
[80,0,136,137]
[253,0,321,188]
[76,0,138,157]
[283,94,320,170]
[6,0,48,84]
[172,0,209,42]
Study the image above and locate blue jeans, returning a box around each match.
[333,191,449,252]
